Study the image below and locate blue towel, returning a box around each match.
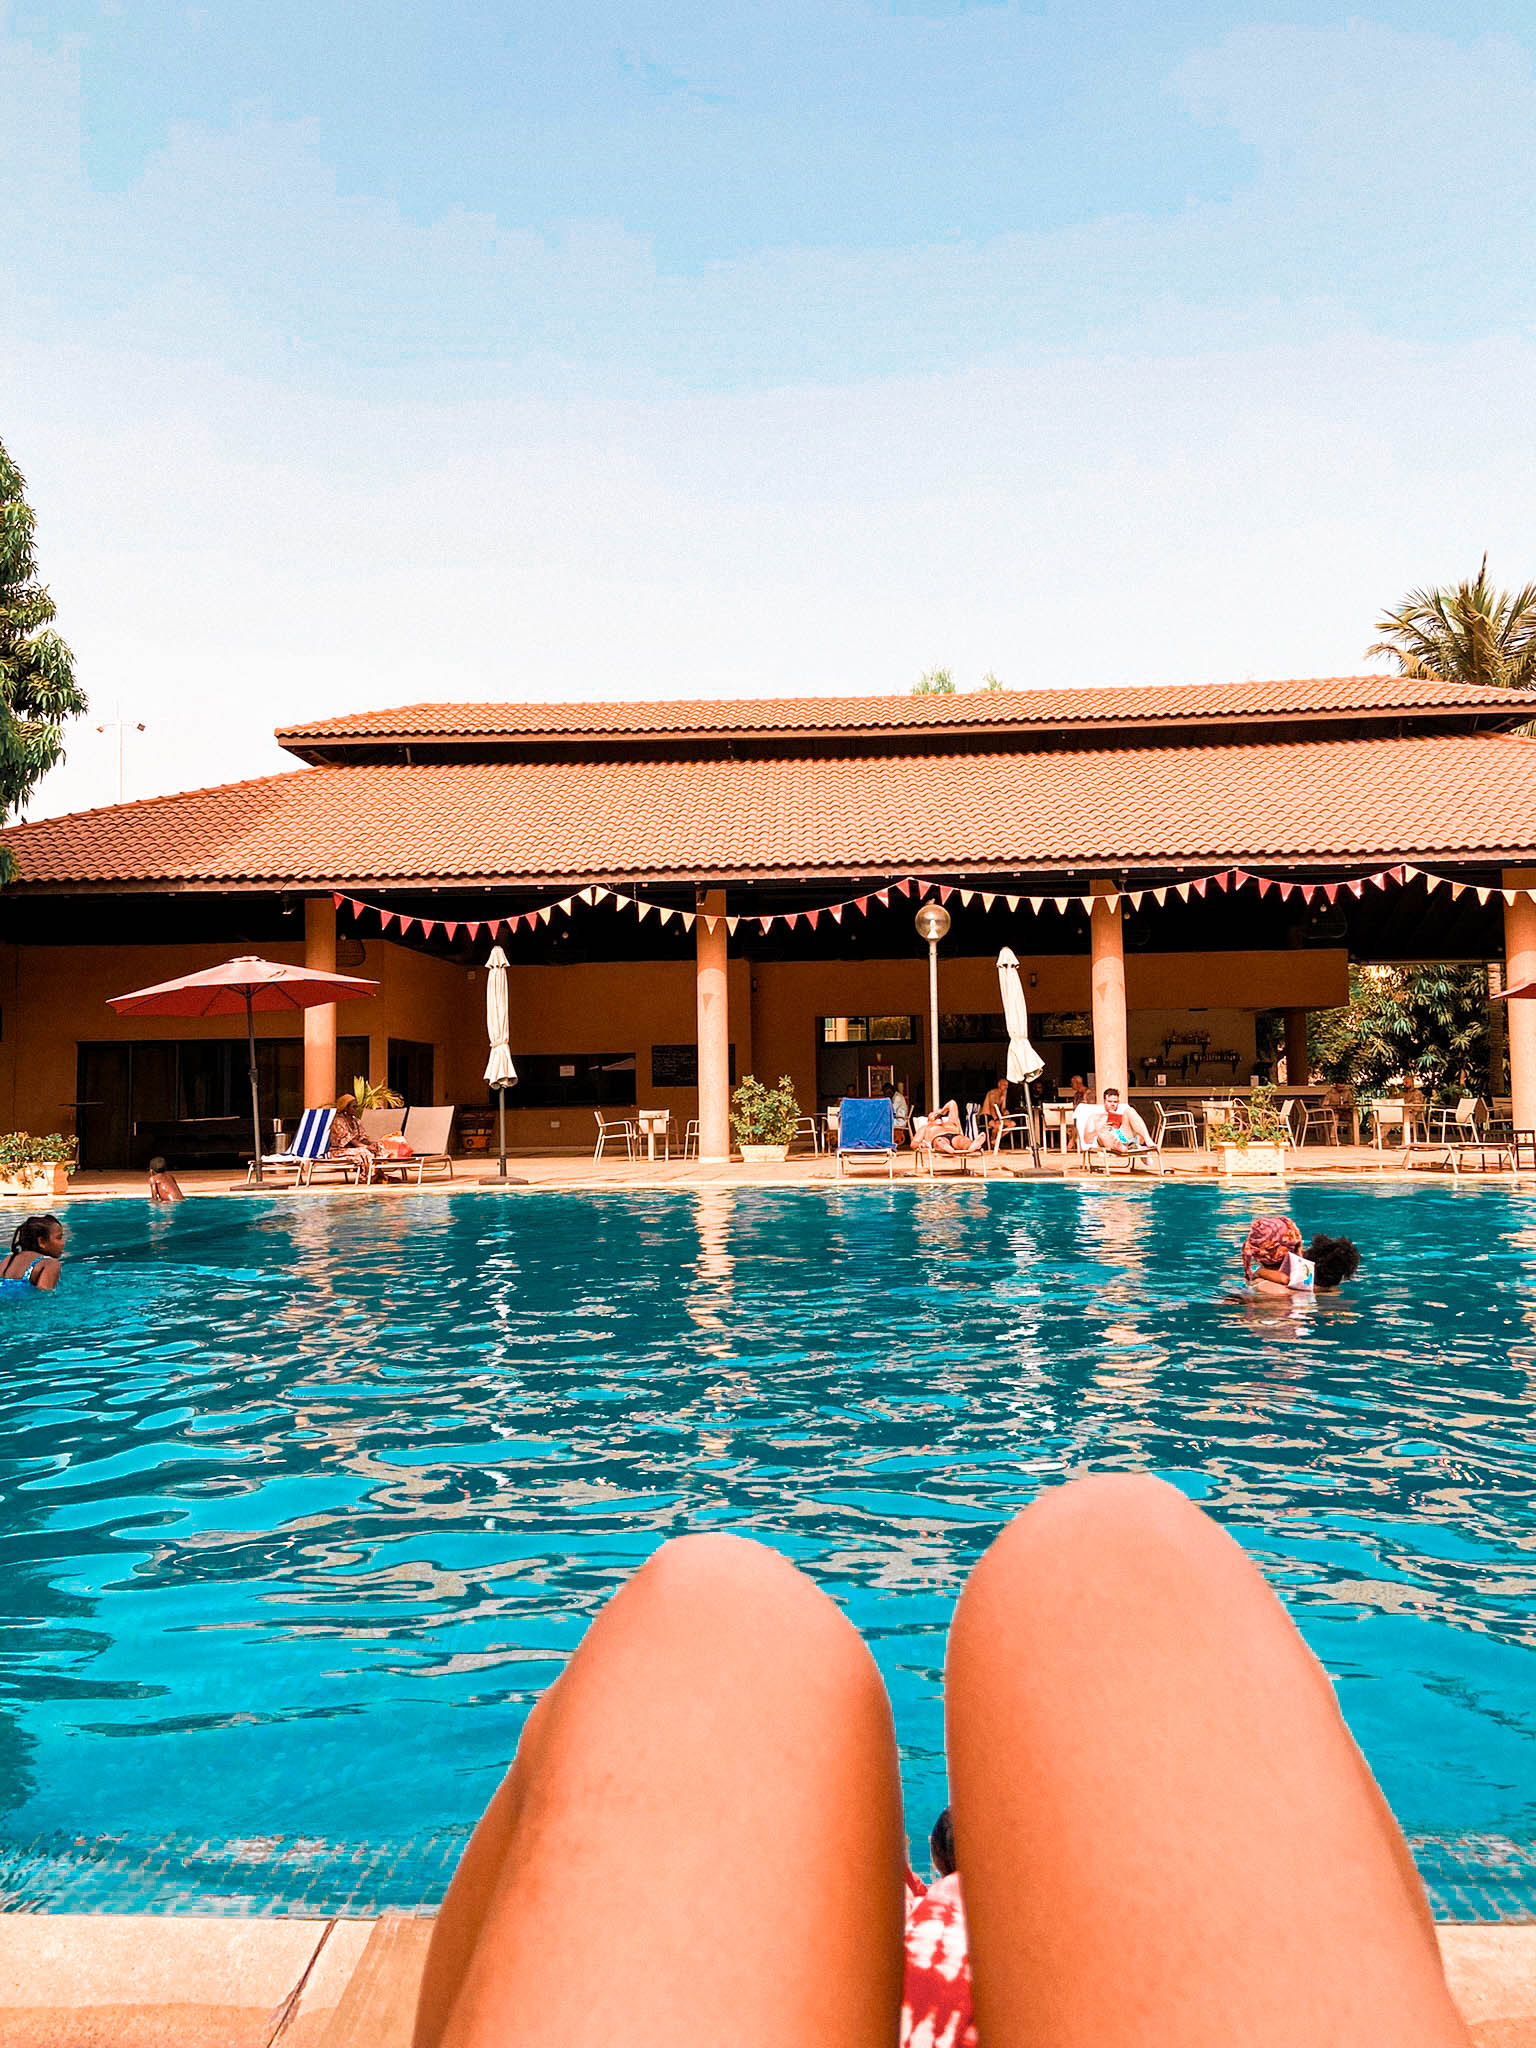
[839,1097,894,1150]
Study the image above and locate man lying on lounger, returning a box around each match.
[911,1100,988,1155]
[1081,1087,1161,1170]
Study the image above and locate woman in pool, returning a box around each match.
[1241,1215,1311,1295]
[1242,1218,1361,1298]
[413,1475,1470,2048]
[0,1214,64,1292]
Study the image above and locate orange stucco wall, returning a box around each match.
[0,934,1344,1150]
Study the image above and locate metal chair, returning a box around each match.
[1489,1096,1514,1141]
[1429,1096,1483,1145]
[1152,1102,1200,1149]
[592,1108,638,1161]
[682,1118,700,1161]
[1369,1099,1407,1149]
[1298,1101,1339,1145]
[791,1114,822,1155]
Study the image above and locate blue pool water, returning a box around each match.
[1,1180,1534,1915]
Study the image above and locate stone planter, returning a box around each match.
[1217,1142,1286,1177]
[0,1162,72,1199]
[738,1142,790,1164]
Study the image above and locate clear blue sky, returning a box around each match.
[3,1,1535,810]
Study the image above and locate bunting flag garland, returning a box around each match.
[332,858,1534,955]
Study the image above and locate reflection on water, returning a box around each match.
[0,1181,1534,1880]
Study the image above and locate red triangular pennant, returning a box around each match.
[806,908,819,929]
[894,878,912,898]
[853,897,869,915]
[830,905,843,923]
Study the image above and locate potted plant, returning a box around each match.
[0,1132,79,1199]
[1208,1084,1288,1177]
[349,1076,404,1109]
[730,1074,800,1163]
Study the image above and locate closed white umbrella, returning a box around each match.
[997,947,1043,1165]
[484,945,517,1179]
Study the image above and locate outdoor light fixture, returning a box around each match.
[914,900,952,1111]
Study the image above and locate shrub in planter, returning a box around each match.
[0,1132,79,1196]
[1209,1084,1288,1176]
[730,1074,800,1160]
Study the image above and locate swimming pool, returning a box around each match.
[1,1181,1533,1916]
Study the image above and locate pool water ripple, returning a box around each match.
[1,1180,1534,1910]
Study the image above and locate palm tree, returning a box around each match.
[1368,556,1536,690]
[0,437,87,864]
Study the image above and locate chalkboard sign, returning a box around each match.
[651,1044,738,1088]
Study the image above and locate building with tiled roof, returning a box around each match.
[5,675,1536,1168]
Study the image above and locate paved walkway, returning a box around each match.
[34,1141,1529,1204]
[1,1913,1532,2045]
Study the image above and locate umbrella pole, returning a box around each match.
[497,1084,507,1178]
[1023,1075,1041,1169]
[245,989,263,1186]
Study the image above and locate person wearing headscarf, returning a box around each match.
[1241,1216,1311,1294]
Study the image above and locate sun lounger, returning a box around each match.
[374,1105,457,1184]
[359,1106,406,1144]
[836,1096,895,1178]
[248,1106,338,1185]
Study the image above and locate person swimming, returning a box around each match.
[0,1214,65,1292]
[1241,1215,1311,1295]
[1306,1233,1360,1291]
[147,1156,186,1203]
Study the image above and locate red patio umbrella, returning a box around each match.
[107,956,378,1182]
[1496,982,1536,1000]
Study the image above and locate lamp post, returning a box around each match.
[914,900,951,1114]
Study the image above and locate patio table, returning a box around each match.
[635,1108,670,1162]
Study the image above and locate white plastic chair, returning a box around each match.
[1152,1102,1200,1149]
[592,1109,638,1161]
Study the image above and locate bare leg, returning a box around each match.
[414,1533,906,2048]
[947,1475,1468,2047]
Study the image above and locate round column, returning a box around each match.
[1089,880,1128,1098]
[695,888,731,1163]
[1503,870,1536,1133]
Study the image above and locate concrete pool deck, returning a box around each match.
[1,1913,1534,2045]
[36,1141,1536,1204]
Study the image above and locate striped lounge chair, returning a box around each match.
[248,1107,336,1185]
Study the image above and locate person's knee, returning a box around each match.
[955,1474,1230,1643]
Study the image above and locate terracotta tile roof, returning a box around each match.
[9,732,1536,889]
[275,675,1530,748]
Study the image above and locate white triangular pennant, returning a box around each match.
[981,892,996,911]
[1153,886,1167,906]
[636,898,653,921]
[727,916,740,935]
[1006,893,1020,911]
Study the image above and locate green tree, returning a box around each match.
[1368,556,1536,691]
[1308,963,1492,1099]
[912,667,957,695]
[0,439,86,871]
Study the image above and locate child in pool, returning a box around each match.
[1306,1233,1360,1291]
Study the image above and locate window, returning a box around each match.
[388,1038,436,1104]
[938,1013,1008,1042]
[336,1035,370,1096]
[819,1015,915,1044]
[502,1053,636,1109]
